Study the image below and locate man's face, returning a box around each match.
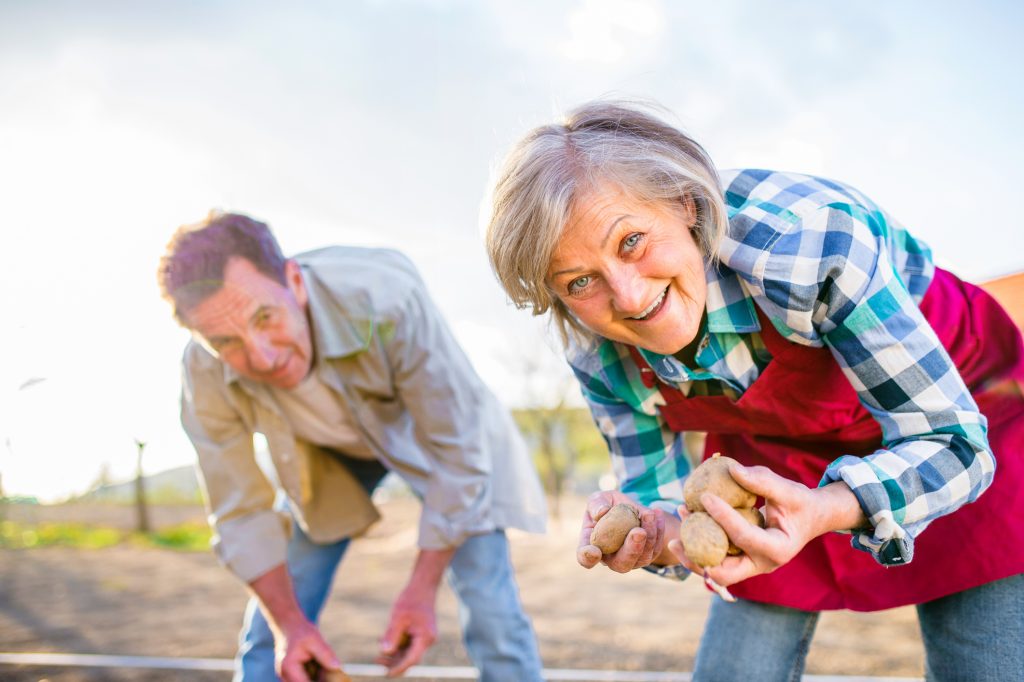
[186,257,314,389]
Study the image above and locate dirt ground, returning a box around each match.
[0,497,926,681]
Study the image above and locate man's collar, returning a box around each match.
[302,264,375,360]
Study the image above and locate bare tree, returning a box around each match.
[506,335,583,519]
[134,438,150,533]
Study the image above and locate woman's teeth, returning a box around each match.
[630,288,667,320]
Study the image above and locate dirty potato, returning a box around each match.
[726,506,765,555]
[683,453,756,512]
[590,503,641,554]
[679,511,729,568]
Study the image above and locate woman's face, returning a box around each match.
[547,183,708,354]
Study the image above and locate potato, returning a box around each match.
[683,452,756,512]
[590,503,641,554]
[679,512,729,568]
[303,661,352,682]
[727,506,765,555]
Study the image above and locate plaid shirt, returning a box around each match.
[568,169,994,566]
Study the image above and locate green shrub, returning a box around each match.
[0,520,211,552]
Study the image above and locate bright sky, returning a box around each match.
[2,1,1021,501]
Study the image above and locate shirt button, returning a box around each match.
[879,539,905,564]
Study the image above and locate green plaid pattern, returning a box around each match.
[568,169,994,566]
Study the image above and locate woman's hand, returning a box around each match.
[668,462,866,587]
[576,490,672,573]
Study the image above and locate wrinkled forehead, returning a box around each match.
[550,184,657,261]
[182,257,289,333]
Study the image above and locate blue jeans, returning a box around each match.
[692,573,1024,682]
[234,457,543,682]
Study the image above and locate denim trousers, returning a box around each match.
[692,573,1024,682]
[233,456,543,682]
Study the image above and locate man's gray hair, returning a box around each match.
[485,100,727,343]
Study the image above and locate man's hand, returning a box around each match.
[576,490,672,573]
[275,618,343,682]
[376,583,438,677]
[668,462,867,587]
[375,547,453,677]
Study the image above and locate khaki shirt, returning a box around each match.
[180,246,547,582]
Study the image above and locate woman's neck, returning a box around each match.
[673,309,708,369]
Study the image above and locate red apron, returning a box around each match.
[632,268,1024,611]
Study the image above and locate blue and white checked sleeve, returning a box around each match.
[758,205,994,565]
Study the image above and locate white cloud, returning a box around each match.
[559,0,665,64]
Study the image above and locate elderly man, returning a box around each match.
[158,213,546,682]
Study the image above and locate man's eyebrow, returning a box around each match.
[550,215,631,278]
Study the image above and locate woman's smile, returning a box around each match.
[627,286,669,321]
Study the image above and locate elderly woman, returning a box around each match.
[485,101,1024,680]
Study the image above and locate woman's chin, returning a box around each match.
[630,323,699,355]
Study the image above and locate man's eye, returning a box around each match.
[568,276,591,295]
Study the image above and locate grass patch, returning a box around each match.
[131,522,212,552]
[0,520,211,552]
[1,520,122,549]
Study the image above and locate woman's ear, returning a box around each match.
[681,194,699,228]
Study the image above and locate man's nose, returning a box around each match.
[245,334,277,371]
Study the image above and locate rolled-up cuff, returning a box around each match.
[417,507,495,550]
[820,455,914,566]
[212,509,290,582]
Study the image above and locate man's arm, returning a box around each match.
[369,259,500,674]
[249,564,343,681]
[181,345,339,680]
[379,275,496,551]
[180,344,289,580]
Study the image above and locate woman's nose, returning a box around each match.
[607,267,646,315]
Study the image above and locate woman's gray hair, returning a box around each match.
[485,99,728,343]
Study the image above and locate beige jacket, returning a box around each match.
[180,246,547,582]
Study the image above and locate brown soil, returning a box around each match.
[0,497,925,680]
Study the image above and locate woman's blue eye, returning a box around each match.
[623,233,642,250]
[568,276,591,294]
